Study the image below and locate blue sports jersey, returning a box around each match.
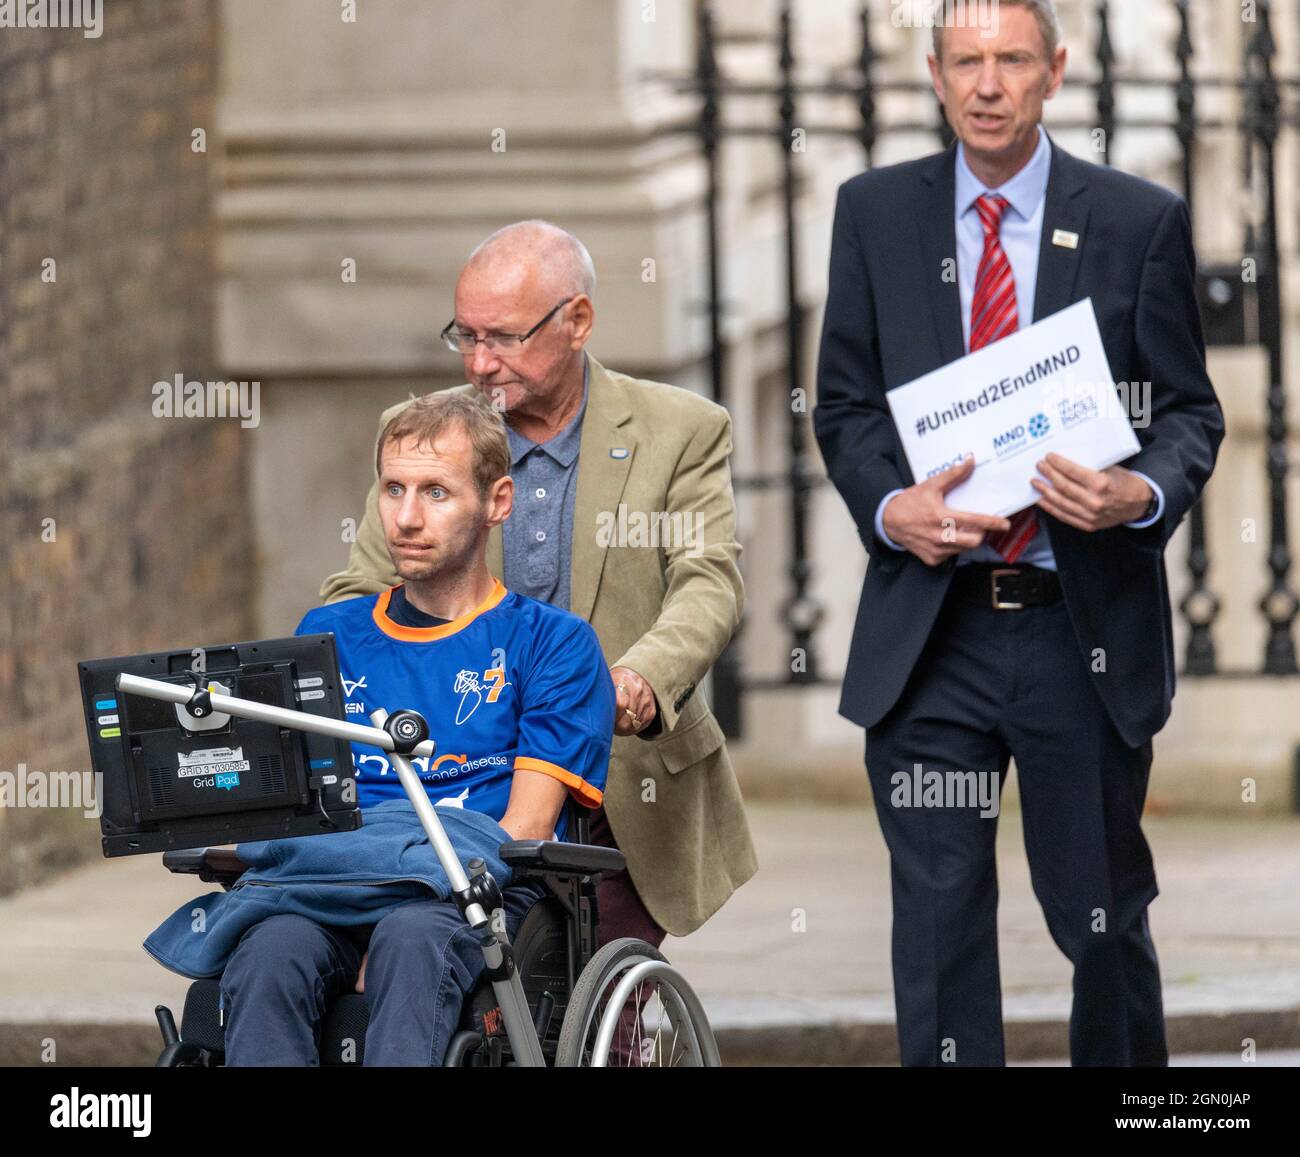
[296,580,615,840]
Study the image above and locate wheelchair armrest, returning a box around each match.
[162,847,249,888]
[498,840,625,877]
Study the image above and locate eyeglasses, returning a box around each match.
[440,298,574,355]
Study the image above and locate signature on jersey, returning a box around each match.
[453,667,511,725]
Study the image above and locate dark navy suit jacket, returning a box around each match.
[813,137,1225,748]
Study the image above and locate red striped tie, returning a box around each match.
[971,193,1038,563]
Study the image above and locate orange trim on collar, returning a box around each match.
[372,578,508,642]
[514,756,604,809]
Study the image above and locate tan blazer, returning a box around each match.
[319,355,757,936]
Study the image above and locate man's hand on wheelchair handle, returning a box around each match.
[881,456,1011,567]
[611,666,657,737]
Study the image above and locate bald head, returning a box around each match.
[464,220,596,302]
[450,221,597,424]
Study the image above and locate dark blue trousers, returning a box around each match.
[220,881,546,1066]
[865,570,1167,1067]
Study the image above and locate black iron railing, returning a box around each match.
[657,1,1300,735]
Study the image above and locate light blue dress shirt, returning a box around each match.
[502,357,588,609]
[873,125,1164,566]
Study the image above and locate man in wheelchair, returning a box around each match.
[217,390,615,1065]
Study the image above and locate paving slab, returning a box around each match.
[2,802,1297,1065]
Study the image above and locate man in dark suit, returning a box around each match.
[814,0,1224,1066]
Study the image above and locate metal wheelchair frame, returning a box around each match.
[118,671,720,1067]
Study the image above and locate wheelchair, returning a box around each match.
[116,672,720,1068]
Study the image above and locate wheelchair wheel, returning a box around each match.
[555,938,720,1067]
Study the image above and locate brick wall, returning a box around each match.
[0,0,253,894]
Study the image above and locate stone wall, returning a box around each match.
[0,0,254,894]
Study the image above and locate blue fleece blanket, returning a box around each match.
[143,800,514,979]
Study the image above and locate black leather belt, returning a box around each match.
[951,564,1063,610]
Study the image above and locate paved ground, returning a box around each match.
[662,802,1300,1063]
[1,801,1298,1065]
[1017,1050,1300,1066]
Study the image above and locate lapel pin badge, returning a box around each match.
[610,447,629,459]
[1052,229,1080,250]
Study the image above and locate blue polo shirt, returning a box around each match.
[502,355,588,609]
